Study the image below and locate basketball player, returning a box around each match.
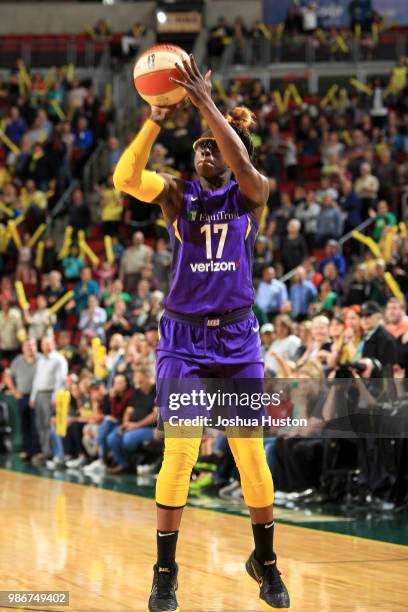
[113,55,290,611]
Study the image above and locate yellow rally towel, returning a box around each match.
[56,390,71,437]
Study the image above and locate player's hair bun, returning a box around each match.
[226,106,255,131]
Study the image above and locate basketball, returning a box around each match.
[133,44,189,106]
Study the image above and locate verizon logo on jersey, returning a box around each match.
[190,260,239,272]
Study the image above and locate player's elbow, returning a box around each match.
[112,167,127,192]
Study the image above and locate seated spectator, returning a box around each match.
[27,110,52,146]
[315,280,338,314]
[371,200,397,242]
[16,233,35,284]
[102,279,130,318]
[26,143,52,192]
[315,194,344,247]
[94,260,116,293]
[385,298,408,370]
[91,18,112,41]
[272,192,296,240]
[295,191,320,249]
[137,291,164,332]
[120,22,146,57]
[369,260,388,306]
[339,178,361,231]
[375,148,398,205]
[301,2,318,34]
[289,266,318,321]
[284,6,302,36]
[106,333,126,375]
[321,262,344,296]
[297,315,333,367]
[83,373,134,476]
[0,278,15,303]
[107,367,157,474]
[68,188,90,234]
[303,257,323,288]
[302,127,321,156]
[272,362,327,495]
[74,116,93,153]
[315,177,338,205]
[0,299,24,362]
[80,379,109,461]
[207,16,233,59]
[63,244,85,281]
[153,238,172,292]
[107,136,122,171]
[253,236,273,280]
[321,131,345,166]
[57,330,78,367]
[20,179,48,213]
[260,323,275,360]
[104,299,131,343]
[79,295,107,341]
[281,219,308,273]
[119,231,154,293]
[264,122,286,182]
[97,174,123,236]
[42,238,59,274]
[354,162,379,217]
[318,240,347,278]
[344,266,371,306]
[283,136,298,181]
[265,315,301,374]
[256,266,288,320]
[24,295,56,341]
[73,266,99,314]
[5,106,27,145]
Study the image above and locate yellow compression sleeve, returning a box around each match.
[113,119,165,203]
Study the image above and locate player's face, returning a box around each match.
[194,140,227,178]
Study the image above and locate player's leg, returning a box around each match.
[225,362,290,610]
[149,355,203,612]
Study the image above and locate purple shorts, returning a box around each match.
[156,308,264,379]
[155,309,265,428]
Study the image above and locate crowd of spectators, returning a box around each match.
[0,56,408,510]
[207,5,401,65]
[0,60,113,230]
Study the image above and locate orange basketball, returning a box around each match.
[133,44,189,107]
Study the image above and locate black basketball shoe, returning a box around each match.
[246,551,290,610]
[148,563,179,612]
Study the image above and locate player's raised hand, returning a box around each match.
[170,54,212,108]
[150,99,187,125]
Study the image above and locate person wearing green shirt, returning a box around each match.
[372,200,397,241]
[318,279,338,313]
[102,279,130,317]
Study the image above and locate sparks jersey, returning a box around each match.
[164,179,258,315]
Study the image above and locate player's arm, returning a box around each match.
[171,55,269,211]
[113,105,185,224]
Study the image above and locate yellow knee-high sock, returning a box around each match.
[156,435,202,507]
[228,433,274,508]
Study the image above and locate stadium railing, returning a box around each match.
[279,216,376,284]
[83,141,107,195]
[218,27,406,69]
[51,179,80,222]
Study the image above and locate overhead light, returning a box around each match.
[102,0,115,5]
[157,10,168,24]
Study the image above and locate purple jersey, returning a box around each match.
[164,179,258,315]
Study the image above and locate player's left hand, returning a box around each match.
[170,54,212,108]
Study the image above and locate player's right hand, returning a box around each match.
[150,100,186,125]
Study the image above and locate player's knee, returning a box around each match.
[161,447,198,477]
